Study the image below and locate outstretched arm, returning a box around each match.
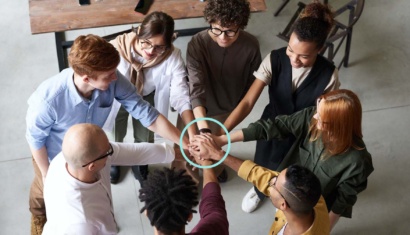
[222,79,266,133]
[147,114,189,149]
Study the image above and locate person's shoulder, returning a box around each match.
[34,69,73,100]
[239,31,260,47]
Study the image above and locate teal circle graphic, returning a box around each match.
[179,117,231,169]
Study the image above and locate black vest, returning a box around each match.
[265,47,335,118]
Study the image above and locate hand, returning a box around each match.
[173,147,189,161]
[189,133,224,162]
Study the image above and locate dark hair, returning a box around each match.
[283,165,321,214]
[139,168,198,233]
[68,34,120,77]
[294,0,335,49]
[204,0,251,29]
[134,11,175,47]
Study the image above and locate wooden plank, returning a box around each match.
[29,0,267,34]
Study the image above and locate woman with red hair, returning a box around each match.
[204,89,373,230]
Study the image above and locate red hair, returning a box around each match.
[310,89,363,157]
[68,34,120,77]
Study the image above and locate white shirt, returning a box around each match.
[43,142,175,235]
[104,47,191,133]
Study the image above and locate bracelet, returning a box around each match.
[199,128,212,134]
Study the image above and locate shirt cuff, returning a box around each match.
[191,98,205,110]
[238,160,257,181]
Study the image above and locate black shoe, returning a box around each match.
[110,166,120,184]
[131,165,149,186]
[217,168,228,183]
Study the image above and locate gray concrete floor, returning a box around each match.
[1,0,409,234]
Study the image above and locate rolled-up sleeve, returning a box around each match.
[238,160,279,196]
[26,93,54,150]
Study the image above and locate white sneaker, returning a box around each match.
[242,187,262,213]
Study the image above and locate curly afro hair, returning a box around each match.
[204,0,251,29]
[139,168,199,233]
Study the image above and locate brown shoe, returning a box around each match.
[31,214,47,235]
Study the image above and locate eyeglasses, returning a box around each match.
[268,176,290,208]
[82,144,114,167]
[140,40,167,54]
[208,25,240,37]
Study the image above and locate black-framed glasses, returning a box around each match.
[208,25,240,37]
[82,144,114,167]
[268,176,290,208]
[140,40,168,54]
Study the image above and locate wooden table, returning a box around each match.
[29,0,267,70]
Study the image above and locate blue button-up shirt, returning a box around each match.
[26,68,159,161]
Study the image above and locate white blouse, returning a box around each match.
[104,47,191,132]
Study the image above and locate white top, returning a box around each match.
[104,47,191,133]
[253,53,340,92]
[43,142,175,235]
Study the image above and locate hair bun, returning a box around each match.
[300,0,334,27]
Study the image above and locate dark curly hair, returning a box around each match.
[203,0,251,29]
[294,0,335,49]
[139,168,199,233]
[283,165,322,214]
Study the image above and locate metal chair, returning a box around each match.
[277,0,366,69]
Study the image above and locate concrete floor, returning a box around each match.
[1,0,409,234]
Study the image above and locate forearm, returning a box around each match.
[223,79,265,132]
[329,211,341,231]
[148,114,189,149]
[180,110,197,139]
[223,103,253,132]
[30,145,50,177]
[193,106,209,129]
[210,150,243,173]
[202,161,218,187]
[219,130,244,145]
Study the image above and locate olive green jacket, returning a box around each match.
[242,107,374,217]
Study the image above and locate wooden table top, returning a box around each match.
[29,0,267,34]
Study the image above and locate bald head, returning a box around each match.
[62,124,109,169]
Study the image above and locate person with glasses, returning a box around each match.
[185,0,262,183]
[189,136,330,234]
[219,0,341,214]
[42,123,177,235]
[25,34,188,235]
[195,89,373,231]
[107,11,196,185]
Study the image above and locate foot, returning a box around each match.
[131,165,149,186]
[242,187,263,213]
[110,166,120,184]
[217,168,228,183]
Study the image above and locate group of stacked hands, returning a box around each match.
[25,0,374,234]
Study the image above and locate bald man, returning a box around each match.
[42,124,176,235]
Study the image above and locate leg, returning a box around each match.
[131,92,155,185]
[29,158,47,235]
[111,105,130,184]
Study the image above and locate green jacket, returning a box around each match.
[242,107,374,217]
